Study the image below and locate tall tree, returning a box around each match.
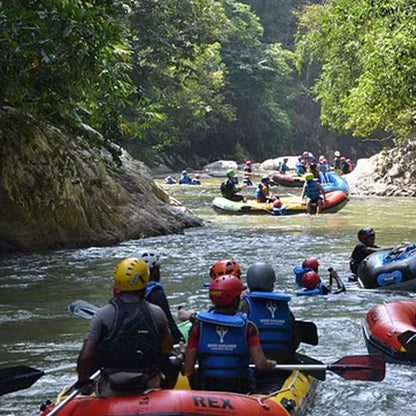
[294,0,416,142]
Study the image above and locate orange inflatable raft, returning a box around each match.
[41,369,316,416]
[363,300,416,364]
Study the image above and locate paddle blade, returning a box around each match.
[67,300,99,320]
[398,330,416,354]
[0,366,44,395]
[330,354,385,381]
[296,320,319,346]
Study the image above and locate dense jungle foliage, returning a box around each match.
[0,0,410,167]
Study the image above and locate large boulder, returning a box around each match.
[347,137,416,197]
[0,107,203,253]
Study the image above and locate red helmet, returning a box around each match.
[273,199,282,208]
[246,160,252,165]
[209,275,244,306]
[301,271,321,290]
[195,174,201,179]
[302,151,309,158]
[283,158,289,162]
[341,156,347,162]
[302,258,319,272]
[209,259,242,280]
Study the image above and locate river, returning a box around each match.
[0,176,415,415]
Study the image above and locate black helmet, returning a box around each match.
[246,262,276,292]
[358,227,375,242]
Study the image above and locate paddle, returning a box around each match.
[263,354,385,382]
[68,300,319,347]
[46,369,100,416]
[397,330,416,354]
[67,300,100,320]
[0,364,76,396]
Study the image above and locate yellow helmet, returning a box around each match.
[113,258,150,291]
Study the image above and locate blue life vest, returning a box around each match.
[304,180,320,200]
[196,311,249,378]
[145,281,163,299]
[296,162,306,175]
[179,176,192,184]
[296,282,330,296]
[293,266,313,286]
[244,292,292,354]
[255,184,268,201]
[272,205,287,216]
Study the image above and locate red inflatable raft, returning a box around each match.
[41,370,316,416]
[363,300,416,364]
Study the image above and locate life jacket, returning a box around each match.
[145,280,163,299]
[334,157,341,169]
[296,282,330,296]
[221,179,235,198]
[97,298,163,372]
[296,162,306,175]
[304,180,320,200]
[255,184,268,201]
[179,176,192,184]
[293,266,313,286]
[196,311,249,379]
[244,292,292,354]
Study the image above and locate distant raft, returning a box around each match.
[363,300,416,364]
[272,172,349,194]
[357,243,416,290]
[211,191,348,215]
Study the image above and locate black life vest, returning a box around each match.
[97,298,163,372]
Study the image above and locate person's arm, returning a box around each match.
[77,339,98,385]
[247,322,276,370]
[300,185,305,200]
[317,183,326,199]
[249,346,276,370]
[181,324,199,376]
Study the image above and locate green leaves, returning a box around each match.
[294,0,416,142]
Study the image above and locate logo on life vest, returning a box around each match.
[216,326,229,343]
[266,301,277,318]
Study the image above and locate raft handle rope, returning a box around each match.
[382,301,398,338]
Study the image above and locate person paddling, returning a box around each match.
[76,258,175,397]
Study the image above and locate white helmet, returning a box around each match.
[132,250,161,269]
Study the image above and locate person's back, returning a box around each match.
[221,169,246,202]
[76,258,173,397]
[133,250,184,344]
[242,263,295,363]
[182,275,276,393]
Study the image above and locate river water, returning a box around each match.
[0,177,415,416]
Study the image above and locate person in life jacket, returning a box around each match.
[191,174,201,185]
[220,169,247,202]
[241,263,299,364]
[182,275,276,393]
[243,160,252,173]
[255,175,277,203]
[301,173,326,214]
[296,270,331,296]
[293,258,320,286]
[132,250,184,344]
[179,170,192,184]
[76,258,174,397]
[279,158,289,174]
[165,175,176,184]
[333,151,342,174]
[177,259,243,323]
[349,228,395,276]
[242,174,253,186]
[296,156,306,176]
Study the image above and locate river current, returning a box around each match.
[0,176,415,415]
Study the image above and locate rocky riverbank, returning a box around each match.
[346,137,416,197]
[0,107,203,253]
